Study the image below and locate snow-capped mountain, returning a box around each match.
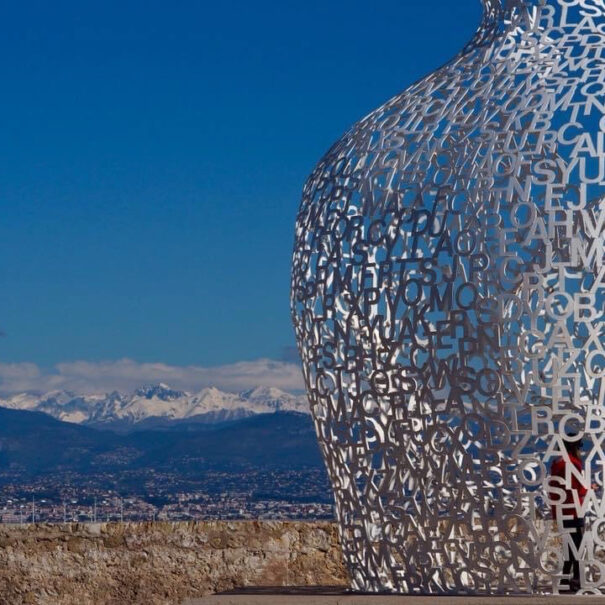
[0,383,309,430]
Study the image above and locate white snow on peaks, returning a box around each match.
[0,384,310,428]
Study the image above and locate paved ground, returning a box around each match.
[184,586,605,604]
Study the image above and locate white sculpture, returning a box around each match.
[291,0,604,594]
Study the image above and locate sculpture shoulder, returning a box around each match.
[300,46,511,219]
[314,52,490,169]
[300,27,605,223]
[307,24,605,186]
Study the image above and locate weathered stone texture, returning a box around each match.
[0,521,347,605]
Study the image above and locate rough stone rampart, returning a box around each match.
[0,521,347,604]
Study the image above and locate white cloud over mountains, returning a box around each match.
[0,358,304,395]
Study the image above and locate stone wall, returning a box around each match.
[0,521,348,605]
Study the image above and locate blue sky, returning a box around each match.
[0,0,480,390]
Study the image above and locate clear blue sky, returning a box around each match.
[0,0,480,369]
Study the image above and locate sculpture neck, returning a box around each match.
[469,0,605,51]
[484,0,605,26]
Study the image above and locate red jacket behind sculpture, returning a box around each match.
[550,454,587,520]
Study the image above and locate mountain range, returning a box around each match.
[0,384,310,432]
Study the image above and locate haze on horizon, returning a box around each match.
[0,0,480,392]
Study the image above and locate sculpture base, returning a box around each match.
[185,587,605,604]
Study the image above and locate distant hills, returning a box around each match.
[0,406,323,478]
[0,384,310,432]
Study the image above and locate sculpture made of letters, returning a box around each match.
[291,0,604,595]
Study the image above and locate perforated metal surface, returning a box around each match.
[291,0,605,595]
